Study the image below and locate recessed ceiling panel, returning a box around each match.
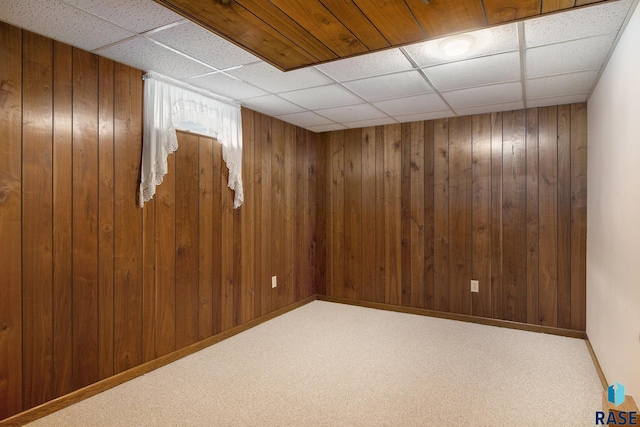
[373,93,449,116]
[343,71,434,102]
[316,49,414,82]
[526,70,599,99]
[442,81,522,109]
[151,0,617,71]
[279,84,364,110]
[228,62,334,93]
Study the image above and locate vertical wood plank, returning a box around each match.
[538,106,559,327]
[400,123,412,307]
[295,126,306,300]
[471,114,492,318]
[259,116,272,315]
[113,64,143,373]
[384,124,402,305]
[360,127,376,302]
[142,196,156,362]
[557,104,572,329]
[433,118,450,312]
[271,120,285,310]
[502,110,527,323]
[374,126,386,303]
[423,121,435,310]
[448,116,472,315]
[252,113,263,315]
[0,22,23,420]
[307,131,317,298]
[198,136,214,338]
[212,135,223,333]
[175,133,200,347]
[315,133,327,296]
[97,56,115,380]
[570,103,587,331]
[330,131,345,299]
[542,0,575,13]
[22,30,54,409]
[240,111,255,324]
[284,123,295,306]
[344,128,362,300]
[155,150,176,356]
[52,40,73,397]
[233,188,242,327]
[525,108,540,325]
[410,121,425,308]
[72,47,100,389]
[490,113,504,319]
[221,140,235,330]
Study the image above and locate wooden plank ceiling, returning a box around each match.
[153,0,613,71]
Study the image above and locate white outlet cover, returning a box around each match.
[471,280,479,293]
[272,276,277,288]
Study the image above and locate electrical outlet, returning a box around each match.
[272,276,277,289]
[470,280,479,293]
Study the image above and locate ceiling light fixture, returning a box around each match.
[439,35,475,57]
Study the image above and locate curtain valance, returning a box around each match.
[139,72,243,208]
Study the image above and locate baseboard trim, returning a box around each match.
[317,295,587,339]
[584,333,608,390]
[0,295,317,427]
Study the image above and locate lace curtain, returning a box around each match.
[139,72,243,208]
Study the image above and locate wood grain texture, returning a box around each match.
[344,129,362,301]
[318,0,389,50]
[72,47,100,389]
[352,0,425,45]
[330,131,345,298]
[448,116,472,315]
[113,63,143,374]
[471,114,492,318]
[483,0,541,24]
[525,108,540,325]
[542,0,575,13]
[557,105,572,329]
[501,110,527,323]
[570,103,587,331]
[175,133,200,347]
[410,121,425,309]
[199,136,214,339]
[268,0,367,57]
[0,22,23,420]
[21,30,54,409]
[384,124,402,306]
[433,119,450,312]
[406,0,487,38]
[97,56,115,380]
[52,41,73,397]
[240,112,255,324]
[316,105,588,335]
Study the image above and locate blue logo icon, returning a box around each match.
[609,382,626,407]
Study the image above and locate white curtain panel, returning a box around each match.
[139,71,244,208]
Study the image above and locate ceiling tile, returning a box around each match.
[453,101,524,117]
[524,0,632,48]
[344,117,398,129]
[307,123,349,133]
[315,49,414,82]
[228,62,334,94]
[97,36,212,79]
[442,81,522,109]
[148,21,260,70]
[316,104,387,123]
[423,52,521,92]
[276,112,335,128]
[526,34,616,78]
[526,70,598,99]
[393,110,453,123]
[0,0,135,51]
[343,71,433,102]
[188,73,268,101]
[62,0,183,33]
[373,93,449,116]
[403,24,519,67]
[526,93,588,109]
[279,84,364,110]
[240,95,305,117]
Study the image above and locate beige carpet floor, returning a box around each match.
[28,301,602,426]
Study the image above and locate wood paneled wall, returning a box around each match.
[0,23,316,420]
[316,107,587,330]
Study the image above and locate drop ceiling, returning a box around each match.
[1,0,637,132]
